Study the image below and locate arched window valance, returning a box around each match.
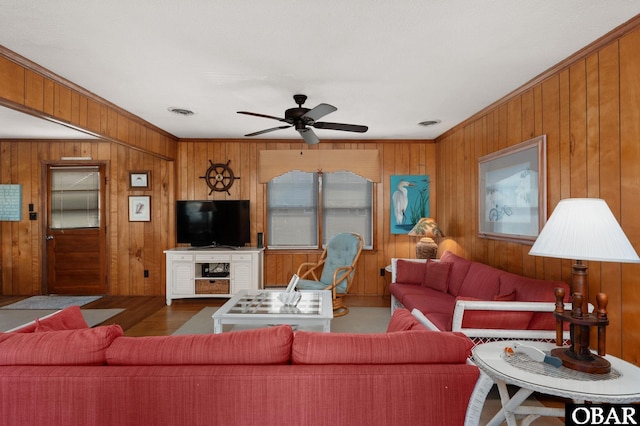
[258,149,380,183]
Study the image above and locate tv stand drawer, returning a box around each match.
[195,254,231,262]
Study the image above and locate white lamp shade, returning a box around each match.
[529,198,640,263]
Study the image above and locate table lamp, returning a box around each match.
[408,218,444,259]
[529,198,640,373]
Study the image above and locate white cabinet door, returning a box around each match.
[172,262,195,295]
[231,261,252,292]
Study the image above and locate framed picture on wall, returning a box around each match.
[129,171,150,189]
[478,135,547,244]
[390,175,430,234]
[129,196,151,222]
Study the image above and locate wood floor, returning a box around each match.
[0,294,391,336]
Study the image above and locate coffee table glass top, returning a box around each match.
[227,291,323,315]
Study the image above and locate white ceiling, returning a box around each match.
[1,1,640,141]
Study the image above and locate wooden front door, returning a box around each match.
[45,164,107,295]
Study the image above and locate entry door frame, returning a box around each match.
[41,160,109,294]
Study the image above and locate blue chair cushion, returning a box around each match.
[297,233,360,294]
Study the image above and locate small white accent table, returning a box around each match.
[212,290,333,333]
[472,341,640,426]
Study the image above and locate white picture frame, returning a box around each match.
[129,195,151,222]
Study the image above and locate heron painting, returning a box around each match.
[390,175,430,234]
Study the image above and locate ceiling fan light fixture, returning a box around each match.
[167,107,195,116]
[419,119,441,127]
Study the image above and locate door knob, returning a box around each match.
[45,235,54,240]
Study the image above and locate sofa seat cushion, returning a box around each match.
[12,305,89,333]
[0,324,123,365]
[106,325,293,365]
[422,312,453,331]
[386,308,429,332]
[391,283,456,314]
[457,263,502,300]
[403,289,456,316]
[291,330,473,365]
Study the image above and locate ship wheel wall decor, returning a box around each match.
[200,160,239,195]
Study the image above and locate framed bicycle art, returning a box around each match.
[478,135,547,244]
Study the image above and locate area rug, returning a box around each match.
[172,306,390,335]
[0,295,102,310]
[0,308,124,332]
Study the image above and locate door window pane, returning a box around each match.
[50,166,100,229]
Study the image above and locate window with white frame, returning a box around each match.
[268,170,373,249]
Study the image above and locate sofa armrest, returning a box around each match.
[451,299,580,341]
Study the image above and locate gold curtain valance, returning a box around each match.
[258,150,381,183]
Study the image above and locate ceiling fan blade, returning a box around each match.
[313,121,368,133]
[298,128,320,145]
[245,125,291,137]
[237,111,287,122]
[302,103,337,122]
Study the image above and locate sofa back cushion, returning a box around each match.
[457,262,502,299]
[499,273,570,303]
[11,305,89,333]
[386,308,429,332]
[291,330,473,365]
[0,324,123,365]
[499,273,571,330]
[106,325,293,365]
[421,260,452,292]
[439,251,473,296]
[395,259,426,285]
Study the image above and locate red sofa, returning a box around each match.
[390,250,572,343]
[0,306,481,426]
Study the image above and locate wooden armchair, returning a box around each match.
[296,233,364,317]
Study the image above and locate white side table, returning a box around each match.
[472,341,640,426]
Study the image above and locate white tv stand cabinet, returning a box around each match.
[164,247,264,305]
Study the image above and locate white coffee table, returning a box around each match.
[472,340,640,426]
[212,289,333,333]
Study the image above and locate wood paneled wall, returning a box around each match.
[0,137,435,299]
[176,140,436,296]
[435,23,640,363]
[0,139,174,296]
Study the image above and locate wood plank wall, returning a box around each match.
[435,22,640,363]
[175,140,437,296]
[0,137,435,299]
[0,139,174,296]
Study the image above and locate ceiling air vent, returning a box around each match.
[168,107,195,116]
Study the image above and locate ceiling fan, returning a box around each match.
[237,94,368,145]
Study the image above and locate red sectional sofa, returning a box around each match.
[390,250,572,343]
[0,306,482,426]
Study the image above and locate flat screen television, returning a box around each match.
[176,200,250,247]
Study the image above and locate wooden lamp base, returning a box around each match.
[554,287,611,374]
[551,347,611,374]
